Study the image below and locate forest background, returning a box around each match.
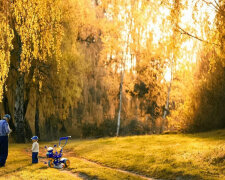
[1,0,225,142]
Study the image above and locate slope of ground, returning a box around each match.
[0,129,224,180]
[68,129,225,180]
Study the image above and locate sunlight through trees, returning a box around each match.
[0,0,224,141]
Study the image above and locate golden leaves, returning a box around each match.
[0,0,64,101]
[0,2,14,101]
[13,0,64,72]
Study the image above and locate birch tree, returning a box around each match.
[161,0,181,132]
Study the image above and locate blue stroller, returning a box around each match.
[45,136,71,168]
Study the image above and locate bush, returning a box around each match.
[81,118,117,138]
[81,118,151,138]
[121,119,146,135]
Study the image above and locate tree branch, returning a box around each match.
[202,0,225,17]
[176,25,220,47]
[213,0,220,9]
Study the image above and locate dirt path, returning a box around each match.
[71,155,158,180]
[25,148,159,180]
[60,170,92,180]
[64,150,159,180]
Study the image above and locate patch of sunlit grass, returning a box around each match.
[0,144,80,180]
[68,129,225,180]
[1,130,224,180]
[1,163,80,180]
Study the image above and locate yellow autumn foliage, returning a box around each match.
[12,0,64,71]
[0,1,14,101]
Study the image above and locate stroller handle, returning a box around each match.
[59,136,71,147]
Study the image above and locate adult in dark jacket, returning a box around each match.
[0,114,11,167]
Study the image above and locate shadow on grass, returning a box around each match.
[78,172,98,180]
[0,163,33,176]
[60,167,99,180]
[184,129,225,141]
[174,174,204,180]
[149,167,205,180]
[38,166,48,170]
[6,158,29,165]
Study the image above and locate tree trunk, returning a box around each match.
[116,71,124,136]
[3,87,15,132]
[162,59,173,133]
[163,82,171,119]
[3,87,10,114]
[13,28,25,143]
[14,72,25,143]
[116,10,132,136]
[23,66,35,117]
[35,95,40,138]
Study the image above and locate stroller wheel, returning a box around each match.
[63,159,70,167]
[62,163,65,168]
[48,160,54,168]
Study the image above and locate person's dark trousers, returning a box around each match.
[0,136,8,167]
[32,152,38,163]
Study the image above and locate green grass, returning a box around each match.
[0,144,80,180]
[0,144,137,180]
[0,129,224,180]
[68,129,225,180]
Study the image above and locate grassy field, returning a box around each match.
[0,129,224,180]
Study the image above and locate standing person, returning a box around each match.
[0,114,11,167]
[31,136,39,163]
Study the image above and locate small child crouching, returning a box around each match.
[31,136,39,163]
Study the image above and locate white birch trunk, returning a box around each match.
[116,11,132,136]
[162,59,173,132]
[116,71,124,136]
